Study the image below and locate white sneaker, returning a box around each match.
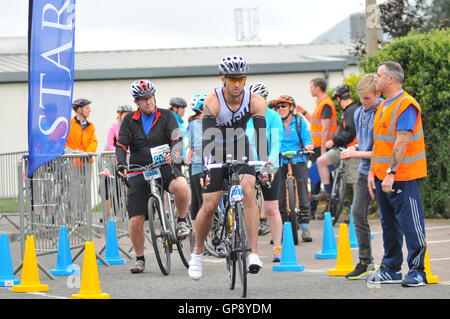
[188,252,203,280]
[247,253,263,274]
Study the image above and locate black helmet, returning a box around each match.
[169,97,187,108]
[72,98,91,111]
[332,84,351,99]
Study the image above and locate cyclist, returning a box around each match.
[116,79,191,274]
[296,78,337,219]
[311,84,360,207]
[188,55,268,280]
[104,105,133,151]
[248,82,284,262]
[340,74,383,279]
[169,97,189,167]
[186,93,207,231]
[274,95,314,242]
[65,98,98,155]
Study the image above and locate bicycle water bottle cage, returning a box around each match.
[281,151,298,159]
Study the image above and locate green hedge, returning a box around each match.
[358,28,450,218]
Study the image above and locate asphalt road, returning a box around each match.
[1,215,450,301]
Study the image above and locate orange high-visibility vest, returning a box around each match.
[372,91,427,181]
[310,96,338,147]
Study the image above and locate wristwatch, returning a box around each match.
[386,167,396,175]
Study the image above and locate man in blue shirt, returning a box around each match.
[339,74,383,280]
[274,95,315,243]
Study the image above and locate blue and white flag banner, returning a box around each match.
[27,0,76,177]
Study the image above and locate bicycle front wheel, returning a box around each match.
[287,178,299,245]
[225,208,236,290]
[235,203,248,298]
[148,196,171,275]
[176,214,195,268]
[328,174,346,226]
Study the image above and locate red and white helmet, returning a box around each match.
[131,79,156,99]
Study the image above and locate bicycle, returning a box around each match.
[327,147,347,225]
[203,156,268,298]
[126,161,194,276]
[279,149,313,246]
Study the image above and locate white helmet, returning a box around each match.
[249,82,269,98]
[218,55,249,75]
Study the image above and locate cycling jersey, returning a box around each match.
[188,117,203,175]
[280,115,312,165]
[116,107,182,167]
[246,108,283,168]
[172,111,189,159]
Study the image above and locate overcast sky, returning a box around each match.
[0,0,371,51]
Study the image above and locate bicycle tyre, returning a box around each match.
[176,214,195,268]
[147,196,171,275]
[287,178,299,245]
[328,173,347,226]
[226,207,236,290]
[235,203,248,298]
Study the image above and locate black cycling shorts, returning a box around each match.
[203,164,255,194]
[260,170,281,202]
[126,165,183,219]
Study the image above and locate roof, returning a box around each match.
[0,43,358,83]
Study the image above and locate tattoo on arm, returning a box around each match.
[203,104,213,116]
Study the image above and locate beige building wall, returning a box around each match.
[0,66,361,153]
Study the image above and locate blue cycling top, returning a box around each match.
[246,108,283,168]
[280,115,313,165]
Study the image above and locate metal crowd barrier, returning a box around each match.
[97,151,133,259]
[0,151,28,230]
[17,153,109,278]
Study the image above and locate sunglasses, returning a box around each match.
[225,76,247,85]
[276,104,290,109]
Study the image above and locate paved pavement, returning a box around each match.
[1,214,450,301]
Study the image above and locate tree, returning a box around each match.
[379,0,430,38]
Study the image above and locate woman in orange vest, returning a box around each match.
[366,61,428,288]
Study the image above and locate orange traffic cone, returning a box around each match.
[424,245,439,284]
[12,235,49,292]
[328,223,354,276]
[72,242,110,299]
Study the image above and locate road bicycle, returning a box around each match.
[203,155,268,298]
[126,160,194,276]
[279,149,313,245]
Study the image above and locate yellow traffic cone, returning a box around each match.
[72,241,110,299]
[424,246,439,284]
[12,235,49,292]
[328,223,354,276]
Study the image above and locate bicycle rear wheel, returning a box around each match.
[147,196,171,275]
[287,178,299,245]
[235,203,248,298]
[328,173,346,226]
[204,207,227,258]
[176,214,195,268]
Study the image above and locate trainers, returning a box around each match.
[130,260,145,274]
[311,192,330,201]
[188,252,203,280]
[401,269,427,287]
[248,253,263,274]
[302,231,313,242]
[273,246,282,263]
[345,260,376,280]
[258,221,270,236]
[177,220,190,238]
[366,267,402,284]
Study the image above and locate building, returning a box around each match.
[0,37,359,153]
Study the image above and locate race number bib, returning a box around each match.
[229,185,244,205]
[143,168,161,181]
[150,144,170,165]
